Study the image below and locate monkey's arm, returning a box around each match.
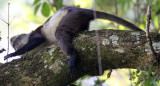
[4,34,46,60]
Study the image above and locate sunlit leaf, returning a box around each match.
[33,0,40,5]
[72,81,77,85]
[41,2,50,17]
[78,83,82,86]
[34,4,41,15]
[81,75,90,79]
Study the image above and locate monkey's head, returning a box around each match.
[10,34,28,51]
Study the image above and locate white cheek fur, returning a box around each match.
[42,9,68,43]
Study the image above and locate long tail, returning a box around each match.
[95,11,143,31]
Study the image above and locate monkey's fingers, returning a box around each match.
[4,53,13,60]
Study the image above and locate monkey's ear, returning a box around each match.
[10,34,27,50]
[10,36,19,48]
[4,33,46,60]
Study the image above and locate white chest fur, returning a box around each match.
[42,9,68,43]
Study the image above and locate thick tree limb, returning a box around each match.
[0,29,160,86]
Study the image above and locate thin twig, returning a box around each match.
[136,0,140,25]
[114,0,119,29]
[9,16,15,24]
[0,3,14,62]
[7,3,10,55]
[145,6,156,57]
[0,15,8,24]
[131,0,138,24]
[107,69,112,78]
[92,0,103,76]
[0,15,6,21]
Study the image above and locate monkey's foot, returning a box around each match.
[63,57,78,78]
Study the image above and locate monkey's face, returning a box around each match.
[10,34,27,51]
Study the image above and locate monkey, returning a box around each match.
[4,7,143,75]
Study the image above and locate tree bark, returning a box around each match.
[0,29,160,86]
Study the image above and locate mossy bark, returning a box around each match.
[0,30,160,86]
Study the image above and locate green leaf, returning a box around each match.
[33,0,40,5]
[144,77,154,86]
[72,81,77,85]
[54,0,63,8]
[41,2,50,17]
[81,75,90,80]
[34,4,41,15]
[148,67,153,75]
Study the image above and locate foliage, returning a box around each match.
[31,0,160,85]
[33,0,50,17]
[73,75,107,86]
[95,0,131,14]
[33,0,64,17]
[32,0,160,31]
[41,2,50,17]
[130,59,160,86]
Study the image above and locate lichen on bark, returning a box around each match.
[0,29,160,86]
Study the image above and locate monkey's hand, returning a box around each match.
[4,53,14,60]
[63,57,78,78]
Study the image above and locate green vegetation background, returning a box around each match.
[0,0,160,86]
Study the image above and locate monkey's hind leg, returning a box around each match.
[55,31,78,77]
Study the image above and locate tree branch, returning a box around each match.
[0,29,160,85]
